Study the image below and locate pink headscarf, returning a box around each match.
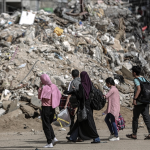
[40,74,61,108]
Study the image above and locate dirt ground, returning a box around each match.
[0,127,150,150]
[0,105,149,150]
[0,105,143,133]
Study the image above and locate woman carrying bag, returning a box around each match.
[66,71,100,143]
[103,77,120,141]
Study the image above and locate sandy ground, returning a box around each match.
[0,105,149,150]
[0,128,150,150]
[0,105,136,133]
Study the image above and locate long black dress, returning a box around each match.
[68,84,99,140]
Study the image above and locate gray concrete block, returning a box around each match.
[31,96,41,108]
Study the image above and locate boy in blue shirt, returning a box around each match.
[126,66,150,140]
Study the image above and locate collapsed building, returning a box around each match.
[0,0,150,118]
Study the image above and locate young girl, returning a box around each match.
[38,74,61,148]
[103,77,120,141]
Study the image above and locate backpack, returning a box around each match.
[90,85,106,110]
[136,78,150,104]
[115,114,125,131]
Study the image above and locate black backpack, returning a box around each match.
[90,85,106,110]
[136,78,150,104]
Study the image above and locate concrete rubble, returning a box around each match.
[0,0,150,118]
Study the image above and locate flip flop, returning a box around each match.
[126,134,137,139]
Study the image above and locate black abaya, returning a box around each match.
[68,84,99,140]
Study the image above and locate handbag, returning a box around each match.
[77,89,87,122]
[78,105,87,122]
[115,113,125,131]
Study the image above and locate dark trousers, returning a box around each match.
[42,106,55,144]
[105,113,118,137]
[132,104,150,135]
[70,115,75,131]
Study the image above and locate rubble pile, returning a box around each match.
[0,0,150,118]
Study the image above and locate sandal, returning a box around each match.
[126,134,137,139]
[144,135,150,140]
[76,138,84,142]
[66,137,76,143]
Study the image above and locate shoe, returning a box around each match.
[66,137,76,143]
[91,137,100,143]
[76,138,84,142]
[126,134,137,139]
[108,134,114,139]
[91,141,100,143]
[52,137,58,146]
[43,143,53,148]
[109,137,120,141]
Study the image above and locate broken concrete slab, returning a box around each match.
[30,96,41,108]
[0,108,6,116]
[7,99,18,113]
[121,66,134,81]
[2,101,11,110]
[20,94,32,102]
[20,104,35,117]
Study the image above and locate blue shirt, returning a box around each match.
[134,77,146,105]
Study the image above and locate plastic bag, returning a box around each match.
[53,108,71,127]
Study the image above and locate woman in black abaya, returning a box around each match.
[67,71,100,143]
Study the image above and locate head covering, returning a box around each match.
[80,71,92,100]
[40,74,61,108]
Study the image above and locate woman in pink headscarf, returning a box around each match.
[38,74,61,148]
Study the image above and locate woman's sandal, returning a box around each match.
[76,138,84,142]
[66,137,76,143]
[126,134,137,139]
[144,135,150,140]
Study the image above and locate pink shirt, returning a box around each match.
[38,88,52,106]
[104,86,120,120]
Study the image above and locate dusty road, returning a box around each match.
[0,128,150,150]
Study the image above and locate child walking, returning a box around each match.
[103,77,120,141]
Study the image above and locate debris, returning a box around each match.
[18,63,26,69]
[2,101,11,110]
[19,11,36,25]
[20,104,36,117]
[7,99,18,113]
[121,66,134,80]
[0,108,6,116]
[0,0,149,121]
[0,90,11,102]
[54,27,64,36]
[0,103,3,108]
[30,96,41,108]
